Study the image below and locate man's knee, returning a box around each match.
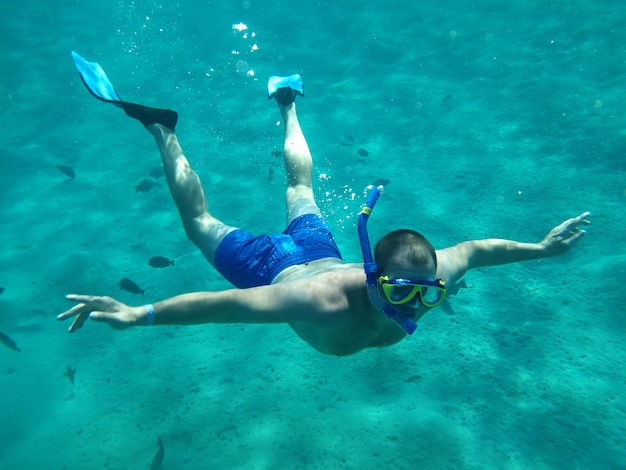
[286,193,321,223]
[286,184,314,202]
[182,219,203,245]
[183,216,236,255]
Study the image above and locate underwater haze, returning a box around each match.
[1,0,625,468]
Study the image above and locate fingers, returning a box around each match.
[557,225,586,242]
[568,211,591,226]
[556,212,591,236]
[564,230,586,246]
[68,310,108,333]
[66,294,106,305]
[550,212,590,251]
[69,311,90,332]
[58,294,132,332]
[567,212,591,234]
[58,294,112,333]
[57,302,87,321]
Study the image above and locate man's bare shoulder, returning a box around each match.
[270,259,367,320]
[436,245,471,285]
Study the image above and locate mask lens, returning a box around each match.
[420,286,443,306]
[388,284,416,302]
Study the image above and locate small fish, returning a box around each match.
[148,256,174,268]
[0,332,20,352]
[136,179,160,193]
[56,164,75,180]
[441,93,454,105]
[266,166,274,182]
[270,149,283,158]
[64,365,77,384]
[149,167,165,179]
[357,148,369,157]
[372,178,390,187]
[0,287,4,294]
[150,436,164,470]
[119,278,145,295]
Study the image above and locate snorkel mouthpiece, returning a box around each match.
[358,186,418,335]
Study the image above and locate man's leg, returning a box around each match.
[147,123,237,265]
[278,101,322,225]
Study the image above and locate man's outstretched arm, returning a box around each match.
[58,280,335,332]
[436,212,591,285]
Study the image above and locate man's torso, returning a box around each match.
[272,259,407,355]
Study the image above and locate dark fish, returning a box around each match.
[266,166,274,182]
[357,148,369,157]
[372,178,390,187]
[343,133,355,142]
[270,149,283,158]
[0,287,4,294]
[136,179,160,193]
[150,436,164,470]
[441,93,454,105]
[64,365,77,384]
[0,332,20,352]
[119,278,145,295]
[149,167,165,179]
[56,164,75,179]
[148,256,174,268]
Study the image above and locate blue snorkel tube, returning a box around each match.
[358,186,418,335]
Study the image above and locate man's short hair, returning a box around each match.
[374,229,437,273]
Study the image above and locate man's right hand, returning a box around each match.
[57,294,142,332]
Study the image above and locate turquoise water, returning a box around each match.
[1,0,625,468]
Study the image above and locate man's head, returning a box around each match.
[372,230,444,320]
[374,229,437,277]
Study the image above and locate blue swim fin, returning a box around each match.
[70,51,178,131]
[71,51,122,105]
[267,74,304,104]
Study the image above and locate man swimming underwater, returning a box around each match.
[58,53,590,355]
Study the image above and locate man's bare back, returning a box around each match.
[273,259,406,355]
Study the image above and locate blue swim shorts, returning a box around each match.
[214,213,343,289]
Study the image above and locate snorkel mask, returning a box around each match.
[358,185,418,335]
